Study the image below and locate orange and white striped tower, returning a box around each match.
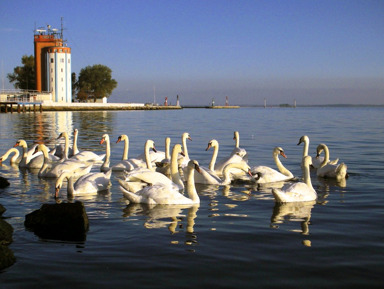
[33,19,72,103]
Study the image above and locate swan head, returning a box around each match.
[33,144,47,155]
[14,139,27,148]
[57,132,68,140]
[233,131,239,140]
[188,160,201,174]
[74,128,78,135]
[116,134,128,144]
[182,132,192,141]
[205,139,218,151]
[297,135,309,146]
[274,147,287,159]
[316,143,326,157]
[100,134,109,145]
[55,172,70,198]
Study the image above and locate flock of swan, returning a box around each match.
[0,129,348,204]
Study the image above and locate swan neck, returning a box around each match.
[145,142,155,171]
[221,164,234,185]
[171,147,183,188]
[235,132,240,148]
[303,139,309,157]
[303,162,313,190]
[63,133,69,160]
[102,138,111,169]
[321,145,330,165]
[39,145,50,176]
[165,138,171,160]
[186,166,199,203]
[182,136,189,159]
[67,176,75,195]
[209,143,219,172]
[274,151,292,177]
[73,131,78,155]
[122,138,129,160]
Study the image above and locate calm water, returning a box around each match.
[0,107,383,288]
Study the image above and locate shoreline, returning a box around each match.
[0,102,242,113]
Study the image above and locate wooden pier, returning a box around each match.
[0,102,43,113]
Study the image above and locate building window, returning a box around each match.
[61,68,63,72]
[61,78,63,82]
[51,68,53,73]
[51,58,54,63]
[68,59,70,63]
[61,58,64,63]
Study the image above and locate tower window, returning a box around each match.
[51,58,54,63]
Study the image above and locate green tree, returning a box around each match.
[76,64,117,102]
[7,55,35,90]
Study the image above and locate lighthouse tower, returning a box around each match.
[34,20,72,103]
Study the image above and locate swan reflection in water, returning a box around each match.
[270,201,316,246]
[123,203,199,235]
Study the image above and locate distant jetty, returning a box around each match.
[0,102,182,113]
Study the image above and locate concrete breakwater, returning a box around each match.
[0,102,182,113]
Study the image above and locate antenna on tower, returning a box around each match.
[60,16,64,40]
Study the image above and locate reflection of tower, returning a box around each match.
[34,18,71,103]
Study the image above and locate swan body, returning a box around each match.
[34,144,92,178]
[249,147,294,183]
[316,143,348,179]
[232,131,248,160]
[272,156,317,203]
[0,148,21,164]
[205,139,248,178]
[194,161,252,185]
[297,135,339,169]
[118,143,185,192]
[59,130,105,162]
[14,139,60,169]
[121,159,201,205]
[55,169,112,198]
[114,134,155,171]
[100,134,156,172]
[13,140,42,167]
[155,137,171,176]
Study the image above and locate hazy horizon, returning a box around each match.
[1,0,383,106]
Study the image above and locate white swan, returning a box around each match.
[178,132,192,168]
[55,169,112,198]
[297,135,338,169]
[118,143,185,192]
[232,131,248,160]
[272,156,317,203]
[205,139,248,178]
[100,134,156,172]
[59,130,105,162]
[249,147,294,184]
[114,134,158,171]
[316,143,348,179]
[34,144,93,178]
[13,140,42,167]
[0,148,21,164]
[121,159,201,205]
[194,161,252,185]
[155,137,172,176]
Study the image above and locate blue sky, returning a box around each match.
[1,0,383,105]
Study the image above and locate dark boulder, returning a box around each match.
[24,201,89,242]
[0,176,10,189]
[0,204,15,270]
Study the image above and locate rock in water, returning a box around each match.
[24,201,89,242]
[0,204,16,270]
[0,176,10,189]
